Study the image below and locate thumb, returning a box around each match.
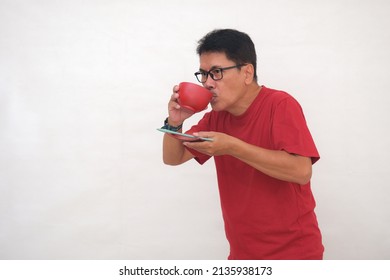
[193,131,214,138]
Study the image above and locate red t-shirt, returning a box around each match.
[186,86,324,259]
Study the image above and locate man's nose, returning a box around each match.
[203,74,215,89]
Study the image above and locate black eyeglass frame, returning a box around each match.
[194,64,247,83]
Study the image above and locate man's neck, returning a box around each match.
[229,83,262,116]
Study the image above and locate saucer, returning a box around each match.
[157,128,212,142]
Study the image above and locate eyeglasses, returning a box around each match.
[194,64,247,83]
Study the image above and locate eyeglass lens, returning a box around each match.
[196,69,223,83]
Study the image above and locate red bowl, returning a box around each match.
[178,82,212,113]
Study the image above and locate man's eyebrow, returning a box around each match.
[199,65,221,71]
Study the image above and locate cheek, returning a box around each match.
[213,80,242,109]
[221,83,241,103]
[212,90,234,111]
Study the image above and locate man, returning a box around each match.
[161,29,324,259]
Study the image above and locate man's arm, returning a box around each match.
[184,131,312,185]
[162,131,194,165]
[162,85,197,165]
[233,142,312,185]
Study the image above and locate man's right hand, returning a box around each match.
[167,84,194,127]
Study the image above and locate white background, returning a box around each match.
[0,0,389,259]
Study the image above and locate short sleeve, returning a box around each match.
[271,97,320,164]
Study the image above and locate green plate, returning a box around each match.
[157,128,213,142]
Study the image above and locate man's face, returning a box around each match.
[199,52,248,114]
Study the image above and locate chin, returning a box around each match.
[210,101,227,112]
[210,103,221,112]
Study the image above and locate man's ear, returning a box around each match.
[244,64,255,84]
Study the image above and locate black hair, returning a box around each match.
[196,29,257,81]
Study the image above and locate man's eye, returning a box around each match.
[212,69,222,75]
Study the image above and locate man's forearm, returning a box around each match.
[230,139,312,185]
[162,133,191,165]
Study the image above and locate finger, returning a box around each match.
[193,131,214,138]
[170,94,181,105]
[172,85,179,93]
[168,103,181,112]
[183,141,212,156]
[183,141,203,149]
[168,99,180,111]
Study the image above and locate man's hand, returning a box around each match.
[183,131,236,156]
[168,85,194,126]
